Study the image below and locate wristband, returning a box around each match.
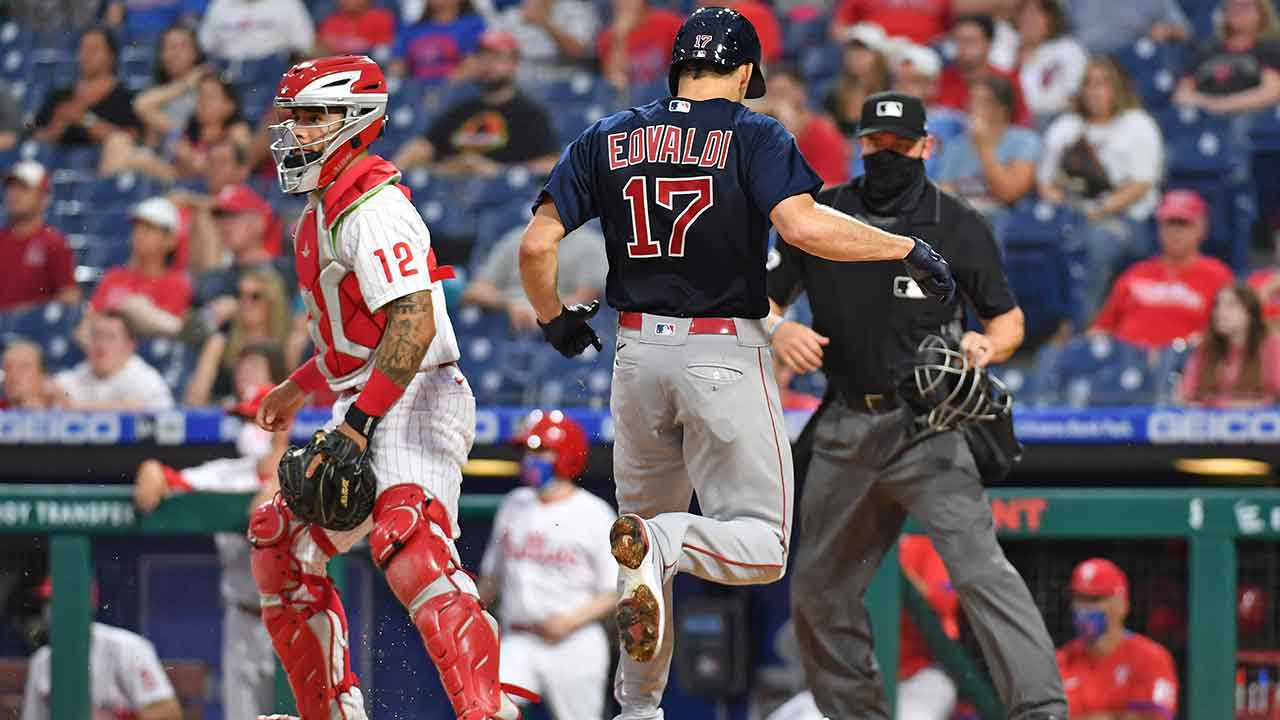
[289,357,326,394]
[347,368,406,437]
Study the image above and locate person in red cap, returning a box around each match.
[0,160,80,312]
[1056,558,1179,720]
[134,340,288,719]
[1091,189,1234,348]
[394,30,559,177]
[88,196,192,337]
[477,410,618,720]
[597,0,685,89]
[193,182,290,327]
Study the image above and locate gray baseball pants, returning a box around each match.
[609,313,794,718]
[791,395,1067,719]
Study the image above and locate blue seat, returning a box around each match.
[80,233,132,270]
[781,12,829,62]
[1158,106,1242,176]
[1034,335,1153,406]
[79,173,155,205]
[800,44,843,86]
[988,365,1041,408]
[1115,38,1188,111]
[1002,201,1087,335]
[3,301,85,370]
[138,336,194,395]
[217,53,289,87]
[1152,339,1195,404]
[1249,104,1280,153]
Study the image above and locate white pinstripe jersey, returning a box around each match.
[296,177,460,392]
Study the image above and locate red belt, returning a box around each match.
[618,312,737,336]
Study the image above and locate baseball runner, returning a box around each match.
[518,9,956,717]
[250,55,529,720]
[134,342,288,719]
[477,411,618,720]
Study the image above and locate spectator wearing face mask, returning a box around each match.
[1056,559,1179,720]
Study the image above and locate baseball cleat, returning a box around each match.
[611,513,665,662]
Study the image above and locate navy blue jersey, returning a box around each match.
[535,97,823,319]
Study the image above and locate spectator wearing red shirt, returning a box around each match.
[598,0,684,90]
[695,0,782,63]
[832,0,950,46]
[1091,190,1234,348]
[90,197,192,337]
[755,65,850,187]
[1177,285,1280,407]
[935,15,1030,125]
[1057,558,1179,720]
[317,0,397,55]
[0,161,79,312]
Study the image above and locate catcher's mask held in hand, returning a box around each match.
[912,335,1012,431]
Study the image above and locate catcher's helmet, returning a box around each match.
[515,410,589,480]
[912,335,1012,431]
[269,55,388,194]
[669,7,766,99]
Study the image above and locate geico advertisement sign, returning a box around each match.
[1147,410,1280,444]
[0,412,122,444]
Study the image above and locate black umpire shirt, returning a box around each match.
[766,178,1017,400]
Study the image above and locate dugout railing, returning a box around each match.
[2,485,1277,719]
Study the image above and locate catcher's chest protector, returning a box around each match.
[294,155,453,387]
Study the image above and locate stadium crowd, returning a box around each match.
[0,0,1277,411]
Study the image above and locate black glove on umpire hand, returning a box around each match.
[539,301,603,358]
[903,237,956,304]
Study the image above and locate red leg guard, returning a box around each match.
[371,485,522,719]
[249,495,363,720]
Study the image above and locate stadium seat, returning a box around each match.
[1115,38,1188,112]
[138,336,194,395]
[1158,106,1242,176]
[1152,339,1195,404]
[1034,334,1153,406]
[1001,201,1087,339]
[1,301,85,371]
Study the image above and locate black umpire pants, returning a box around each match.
[790,394,1067,719]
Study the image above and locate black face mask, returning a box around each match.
[861,150,927,215]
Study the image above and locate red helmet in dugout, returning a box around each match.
[515,410,590,480]
[270,55,388,194]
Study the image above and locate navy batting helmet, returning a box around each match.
[668,7,766,99]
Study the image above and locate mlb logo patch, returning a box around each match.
[669,100,691,113]
[876,100,904,118]
[655,322,676,336]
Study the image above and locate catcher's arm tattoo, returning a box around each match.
[376,290,436,388]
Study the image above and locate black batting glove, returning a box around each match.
[538,301,603,358]
[903,237,956,304]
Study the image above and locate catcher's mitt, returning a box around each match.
[278,430,376,531]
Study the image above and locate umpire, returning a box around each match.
[766,91,1067,720]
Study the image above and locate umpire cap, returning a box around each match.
[669,6,766,99]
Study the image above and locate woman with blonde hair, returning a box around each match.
[184,267,290,406]
[1038,56,1164,312]
[1177,284,1280,407]
[1174,0,1280,113]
